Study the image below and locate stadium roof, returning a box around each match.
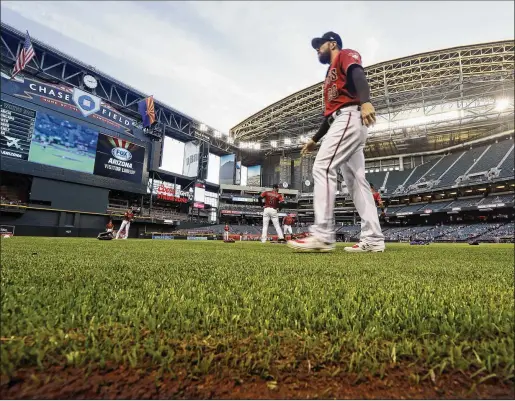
[230,40,514,157]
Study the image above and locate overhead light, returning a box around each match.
[478,188,487,191]
[465,189,473,193]
[214,130,222,138]
[394,167,400,170]
[496,185,505,189]
[253,143,261,150]
[284,138,291,145]
[450,192,457,195]
[227,137,234,144]
[389,167,394,171]
[495,98,510,112]
[375,169,380,172]
[271,140,277,148]
[199,123,208,132]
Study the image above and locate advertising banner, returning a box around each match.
[247,165,261,186]
[182,141,200,177]
[219,154,235,185]
[155,182,191,203]
[234,160,242,185]
[93,133,145,183]
[279,156,291,187]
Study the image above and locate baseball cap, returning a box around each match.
[311,32,342,50]
[273,183,279,189]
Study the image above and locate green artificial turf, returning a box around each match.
[1,238,513,382]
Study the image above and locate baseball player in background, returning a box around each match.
[260,184,286,243]
[283,215,294,236]
[115,208,134,240]
[288,32,385,253]
[370,183,386,218]
[223,223,230,241]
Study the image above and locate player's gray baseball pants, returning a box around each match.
[262,207,284,241]
[309,105,384,245]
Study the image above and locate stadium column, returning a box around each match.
[399,156,404,171]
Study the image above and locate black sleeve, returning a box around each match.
[311,117,330,144]
[348,65,371,105]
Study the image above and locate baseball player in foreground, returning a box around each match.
[288,32,385,253]
[260,184,286,243]
[115,208,134,240]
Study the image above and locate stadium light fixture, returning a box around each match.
[199,124,208,132]
[496,185,505,189]
[227,137,234,144]
[465,189,473,193]
[495,98,510,111]
[271,140,277,148]
[284,138,292,145]
[214,130,222,138]
[253,143,261,150]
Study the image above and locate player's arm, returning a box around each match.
[311,117,331,144]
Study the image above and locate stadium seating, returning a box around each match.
[467,141,513,174]
[422,152,464,183]
[497,147,515,179]
[477,222,514,240]
[365,171,387,188]
[403,158,442,188]
[383,170,412,194]
[447,197,484,209]
[435,144,490,188]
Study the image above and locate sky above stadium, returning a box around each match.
[1,1,514,134]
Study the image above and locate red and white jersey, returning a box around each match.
[124,211,134,221]
[260,190,284,209]
[372,191,382,205]
[283,216,294,226]
[224,225,230,232]
[323,49,363,117]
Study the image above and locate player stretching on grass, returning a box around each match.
[260,184,286,243]
[288,32,385,253]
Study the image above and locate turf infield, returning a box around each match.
[1,238,513,398]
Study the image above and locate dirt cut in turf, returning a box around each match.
[2,364,514,400]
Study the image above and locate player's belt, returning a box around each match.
[328,104,361,126]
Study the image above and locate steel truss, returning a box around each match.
[230,41,514,156]
[0,22,237,154]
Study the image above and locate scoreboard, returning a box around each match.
[0,100,36,160]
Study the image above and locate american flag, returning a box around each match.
[12,31,35,78]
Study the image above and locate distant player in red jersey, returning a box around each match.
[283,215,295,235]
[370,183,386,218]
[259,184,285,243]
[288,32,384,253]
[223,223,230,241]
[97,219,115,240]
[116,208,134,240]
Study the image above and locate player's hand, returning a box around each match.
[301,139,316,156]
[361,102,376,127]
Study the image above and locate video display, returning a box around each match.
[29,111,98,174]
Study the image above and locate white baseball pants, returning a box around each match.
[223,231,229,241]
[309,106,384,245]
[116,220,130,239]
[262,207,284,241]
[283,225,293,235]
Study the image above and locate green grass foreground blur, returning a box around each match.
[1,238,513,386]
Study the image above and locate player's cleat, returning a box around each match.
[287,236,335,252]
[344,242,385,253]
[277,238,287,244]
